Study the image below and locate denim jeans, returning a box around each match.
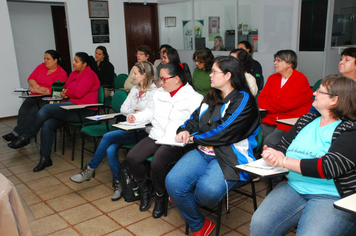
[13,98,48,136]
[165,149,245,232]
[88,129,147,181]
[250,181,356,236]
[24,102,95,157]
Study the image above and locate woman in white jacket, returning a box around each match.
[127,62,203,219]
[70,61,157,201]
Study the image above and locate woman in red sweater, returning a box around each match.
[8,52,100,172]
[258,50,313,143]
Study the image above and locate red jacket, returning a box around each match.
[258,69,312,131]
[64,67,100,108]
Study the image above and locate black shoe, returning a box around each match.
[138,180,153,212]
[33,156,52,172]
[152,192,167,219]
[8,136,30,149]
[2,133,17,142]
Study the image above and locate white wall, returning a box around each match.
[298,52,325,85]
[8,2,56,87]
[0,0,23,117]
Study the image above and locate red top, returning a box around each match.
[27,63,68,95]
[63,66,100,109]
[258,69,313,131]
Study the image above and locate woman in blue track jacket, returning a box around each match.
[166,56,260,236]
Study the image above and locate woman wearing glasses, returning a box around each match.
[192,47,214,96]
[70,61,157,201]
[166,56,260,236]
[126,62,203,219]
[258,50,313,143]
[250,76,356,235]
[124,45,158,92]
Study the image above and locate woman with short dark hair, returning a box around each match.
[251,75,356,235]
[192,47,214,96]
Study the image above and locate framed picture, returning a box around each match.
[88,1,109,18]
[165,17,176,27]
[91,19,109,35]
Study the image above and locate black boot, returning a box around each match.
[33,156,52,172]
[8,135,30,149]
[2,132,17,142]
[138,180,153,212]
[152,192,167,219]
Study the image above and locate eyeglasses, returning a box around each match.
[162,56,168,59]
[316,89,337,97]
[273,58,284,63]
[211,70,224,75]
[159,76,174,83]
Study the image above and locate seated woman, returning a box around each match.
[91,46,115,97]
[238,41,264,90]
[230,48,258,96]
[126,62,203,219]
[166,56,260,236]
[154,44,172,74]
[161,47,181,65]
[70,61,157,201]
[211,36,226,51]
[250,75,356,236]
[8,52,100,172]
[258,50,313,143]
[2,50,68,142]
[192,47,214,96]
[124,45,158,92]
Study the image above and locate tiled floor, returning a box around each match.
[0,117,296,236]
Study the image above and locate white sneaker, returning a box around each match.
[70,165,95,183]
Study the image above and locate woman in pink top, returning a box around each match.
[2,50,68,142]
[8,52,100,172]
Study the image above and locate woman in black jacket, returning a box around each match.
[166,56,260,236]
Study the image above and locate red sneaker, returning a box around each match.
[192,218,215,236]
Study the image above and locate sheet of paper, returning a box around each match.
[155,137,186,147]
[244,158,281,170]
[119,121,148,126]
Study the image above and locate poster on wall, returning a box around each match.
[209,17,220,41]
[182,20,204,50]
[91,19,110,43]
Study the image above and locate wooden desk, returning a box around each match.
[334,193,356,215]
[276,118,299,126]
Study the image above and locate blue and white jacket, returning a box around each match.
[177,89,261,181]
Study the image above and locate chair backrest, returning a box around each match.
[312,79,322,101]
[111,90,128,113]
[114,73,128,89]
[98,86,105,104]
[51,80,66,97]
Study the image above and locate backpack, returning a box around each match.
[119,160,140,202]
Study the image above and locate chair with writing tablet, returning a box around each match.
[79,90,127,169]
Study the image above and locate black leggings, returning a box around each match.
[127,137,184,194]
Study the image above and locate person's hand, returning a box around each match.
[261,145,284,167]
[127,115,136,123]
[175,131,191,144]
[29,86,41,94]
[60,89,68,99]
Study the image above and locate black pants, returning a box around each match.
[127,137,184,195]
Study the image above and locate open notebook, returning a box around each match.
[236,158,289,177]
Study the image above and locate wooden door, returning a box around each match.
[124,3,159,71]
[51,6,71,76]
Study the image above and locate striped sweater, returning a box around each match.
[276,113,356,198]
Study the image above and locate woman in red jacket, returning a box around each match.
[8,52,100,172]
[258,50,313,143]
